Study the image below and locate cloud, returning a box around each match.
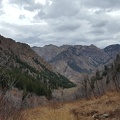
[54,21,81,32]
[0,21,49,42]
[46,0,79,18]
[34,0,79,19]
[0,0,4,15]
[0,0,120,48]
[80,0,120,9]
[9,0,34,6]
[92,20,108,28]
[0,0,3,8]
[89,29,105,36]
[9,0,42,11]
[34,10,46,19]
[24,3,42,11]
[19,15,26,20]
[95,8,112,14]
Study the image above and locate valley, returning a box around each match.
[0,35,120,120]
[32,44,120,83]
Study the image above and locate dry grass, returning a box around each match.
[21,91,120,120]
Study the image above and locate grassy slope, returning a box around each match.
[21,91,120,120]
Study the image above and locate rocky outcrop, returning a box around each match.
[32,44,70,61]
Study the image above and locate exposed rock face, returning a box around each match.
[32,44,120,82]
[104,44,120,58]
[32,44,70,61]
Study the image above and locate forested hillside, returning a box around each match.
[0,35,75,98]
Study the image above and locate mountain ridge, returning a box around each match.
[32,44,120,82]
[0,35,75,98]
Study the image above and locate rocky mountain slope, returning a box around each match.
[32,44,70,61]
[32,44,120,82]
[0,35,75,98]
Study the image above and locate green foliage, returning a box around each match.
[39,69,76,89]
[0,67,52,99]
[15,56,38,73]
[0,49,75,99]
[0,66,75,99]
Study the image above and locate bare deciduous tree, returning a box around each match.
[0,69,27,120]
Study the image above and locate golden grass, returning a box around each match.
[21,91,120,120]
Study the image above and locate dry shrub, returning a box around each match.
[20,91,120,120]
[110,109,120,119]
[47,102,64,110]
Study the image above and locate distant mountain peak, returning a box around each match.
[44,44,58,48]
[104,44,120,51]
[89,44,97,48]
[32,43,120,82]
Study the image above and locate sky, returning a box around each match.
[0,0,120,48]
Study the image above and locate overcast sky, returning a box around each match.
[0,0,120,48]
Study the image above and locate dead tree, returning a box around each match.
[95,70,101,96]
[88,76,97,98]
[79,75,89,99]
[0,69,22,120]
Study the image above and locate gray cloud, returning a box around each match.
[0,0,4,15]
[46,0,79,18]
[55,22,80,32]
[34,10,46,19]
[0,0,2,9]
[9,0,34,6]
[92,20,108,28]
[34,0,79,19]
[89,29,105,36]
[106,20,120,34]
[24,3,42,11]
[80,0,120,9]
[9,0,42,11]
[0,22,49,43]
[19,15,26,20]
[0,0,120,48]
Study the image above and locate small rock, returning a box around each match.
[89,110,98,116]
[92,113,100,120]
[101,113,110,118]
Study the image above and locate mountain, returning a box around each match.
[0,35,75,98]
[32,44,120,82]
[104,44,120,58]
[32,44,70,61]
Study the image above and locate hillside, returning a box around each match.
[0,35,75,98]
[20,91,120,120]
[32,44,120,82]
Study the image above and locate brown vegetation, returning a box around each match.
[21,91,120,120]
